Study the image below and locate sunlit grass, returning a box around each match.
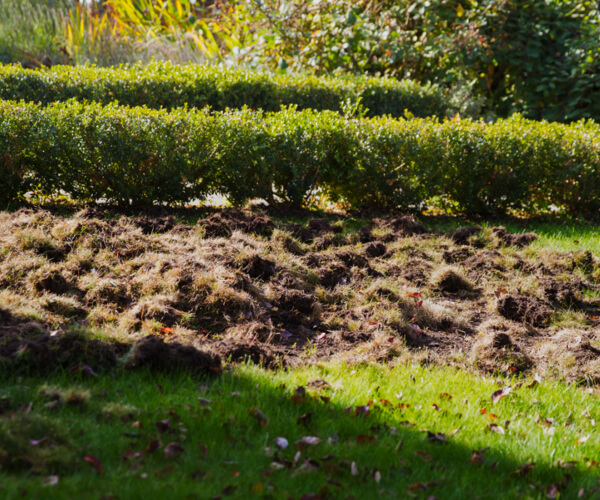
[2,363,599,499]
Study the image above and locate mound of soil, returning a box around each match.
[364,242,387,258]
[0,309,117,374]
[201,210,274,237]
[497,295,552,327]
[242,255,277,280]
[462,250,504,272]
[492,227,537,248]
[383,215,427,235]
[443,248,472,264]
[133,216,175,234]
[214,342,280,369]
[128,336,221,374]
[541,278,581,307]
[451,227,482,245]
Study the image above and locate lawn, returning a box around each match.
[1,362,599,499]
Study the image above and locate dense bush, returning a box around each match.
[230,0,600,122]
[0,61,452,119]
[1,99,599,216]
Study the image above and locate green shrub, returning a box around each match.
[1,99,599,216]
[0,60,452,119]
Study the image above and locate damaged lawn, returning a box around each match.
[2,207,600,382]
[1,363,600,499]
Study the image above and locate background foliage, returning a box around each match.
[0,1,598,122]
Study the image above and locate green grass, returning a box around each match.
[2,362,599,499]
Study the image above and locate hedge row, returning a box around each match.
[0,61,452,119]
[1,99,599,216]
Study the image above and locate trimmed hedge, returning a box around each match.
[0,61,452,119]
[1,99,599,216]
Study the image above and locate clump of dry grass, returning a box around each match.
[470,319,532,374]
[39,384,91,406]
[430,265,475,293]
[533,328,600,383]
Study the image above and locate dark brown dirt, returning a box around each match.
[381,215,428,235]
[443,247,472,263]
[128,336,221,374]
[133,216,175,234]
[241,255,277,280]
[451,226,482,245]
[0,308,117,374]
[497,295,552,327]
[2,207,599,382]
[462,250,505,272]
[492,226,538,248]
[201,209,274,237]
[541,278,581,307]
[364,242,387,258]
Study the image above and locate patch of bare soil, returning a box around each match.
[2,208,600,383]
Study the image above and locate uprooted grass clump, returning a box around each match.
[1,206,600,383]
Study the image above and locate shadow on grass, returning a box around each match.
[1,364,599,500]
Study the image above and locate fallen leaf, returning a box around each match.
[492,386,513,404]
[409,323,425,335]
[510,462,535,477]
[275,437,289,449]
[471,451,485,466]
[528,373,543,388]
[221,485,237,496]
[407,292,423,299]
[488,423,505,435]
[20,402,33,414]
[432,403,441,411]
[413,450,432,461]
[297,412,313,426]
[122,449,138,461]
[80,365,97,377]
[409,481,440,490]
[356,434,375,444]
[30,437,48,446]
[292,387,307,405]
[83,455,105,474]
[252,482,264,494]
[427,431,448,444]
[249,407,269,428]
[164,442,184,459]
[155,419,171,433]
[42,476,59,486]
[576,435,590,445]
[354,405,370,417]
[145,439,162,454]
[555,460,578,469]
[296,436,322,450]
[546,484,560,499]
[160,327,175,335]
[440,393,452,400]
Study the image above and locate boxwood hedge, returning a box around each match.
[0,61,452,119]
[1,99,599,217]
